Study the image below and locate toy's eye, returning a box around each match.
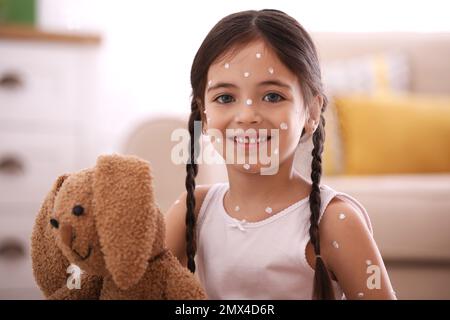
[72,205,84,216]
[50,218,59,229]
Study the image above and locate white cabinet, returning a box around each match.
[0,31,100,299]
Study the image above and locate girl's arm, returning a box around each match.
[320,197,397,299]
[164,185,211,268]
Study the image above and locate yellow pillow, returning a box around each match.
[322,53,408,176]
[334,94,450,175]
[323,101,344,175]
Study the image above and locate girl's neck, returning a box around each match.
[223,153,312,221]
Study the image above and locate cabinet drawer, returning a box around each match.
[0,41,82,127]
[0,131,78,203]
[0,210,37,291]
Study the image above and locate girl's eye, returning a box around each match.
[214,94,235,104]
[263,92,284,103]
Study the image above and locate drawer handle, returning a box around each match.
[0,238,26,260]
[0,72,23,89]
[0,155,25,175]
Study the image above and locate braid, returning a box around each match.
[185,99,201,273]
[308,107,335,300]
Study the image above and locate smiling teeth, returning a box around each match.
[257,137,268,143]
[234,136,269,144]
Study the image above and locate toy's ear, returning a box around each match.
[93,154,156,290]
[31,174,71,298]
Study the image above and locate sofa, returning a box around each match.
[313,32,450,300]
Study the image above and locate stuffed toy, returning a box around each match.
[31,154,206,300]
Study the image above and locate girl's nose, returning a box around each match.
[235,102,262,125]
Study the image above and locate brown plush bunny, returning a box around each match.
[31,154,206,300]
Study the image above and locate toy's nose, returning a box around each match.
[60,223,73,248]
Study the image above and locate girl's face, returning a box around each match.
[202,39,312,174]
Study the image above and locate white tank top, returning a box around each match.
[194,182,373,300]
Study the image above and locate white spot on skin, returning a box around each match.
[357,292,364,298]
[339,213,346,220]
[265,207,273,214]
[332,240,339,249]
[246,99,253,106]
[216,138,221,143]
[208,80,212,87]
[174,199,180,205]
[235,206,240,212]
[280,122,288,130]
[224,63,230,69]
[256,52,262,59]
[366,259,372,266]
[243,164,250,170]
[244,72,250,78]
[273,148,279,155]
[268,67,274,74]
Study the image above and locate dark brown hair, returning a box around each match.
[185,9,334,299]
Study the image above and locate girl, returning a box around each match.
[165,9,396,300]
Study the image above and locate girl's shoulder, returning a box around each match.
[167,184,215,219]
[193,184,216,218]
[319,184,373,235]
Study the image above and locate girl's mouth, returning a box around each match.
[230,135,272,147]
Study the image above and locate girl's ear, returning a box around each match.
[31,174,72,298]
[196,98,208,134]
[93,154,157,290]
[305,95,324,135]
